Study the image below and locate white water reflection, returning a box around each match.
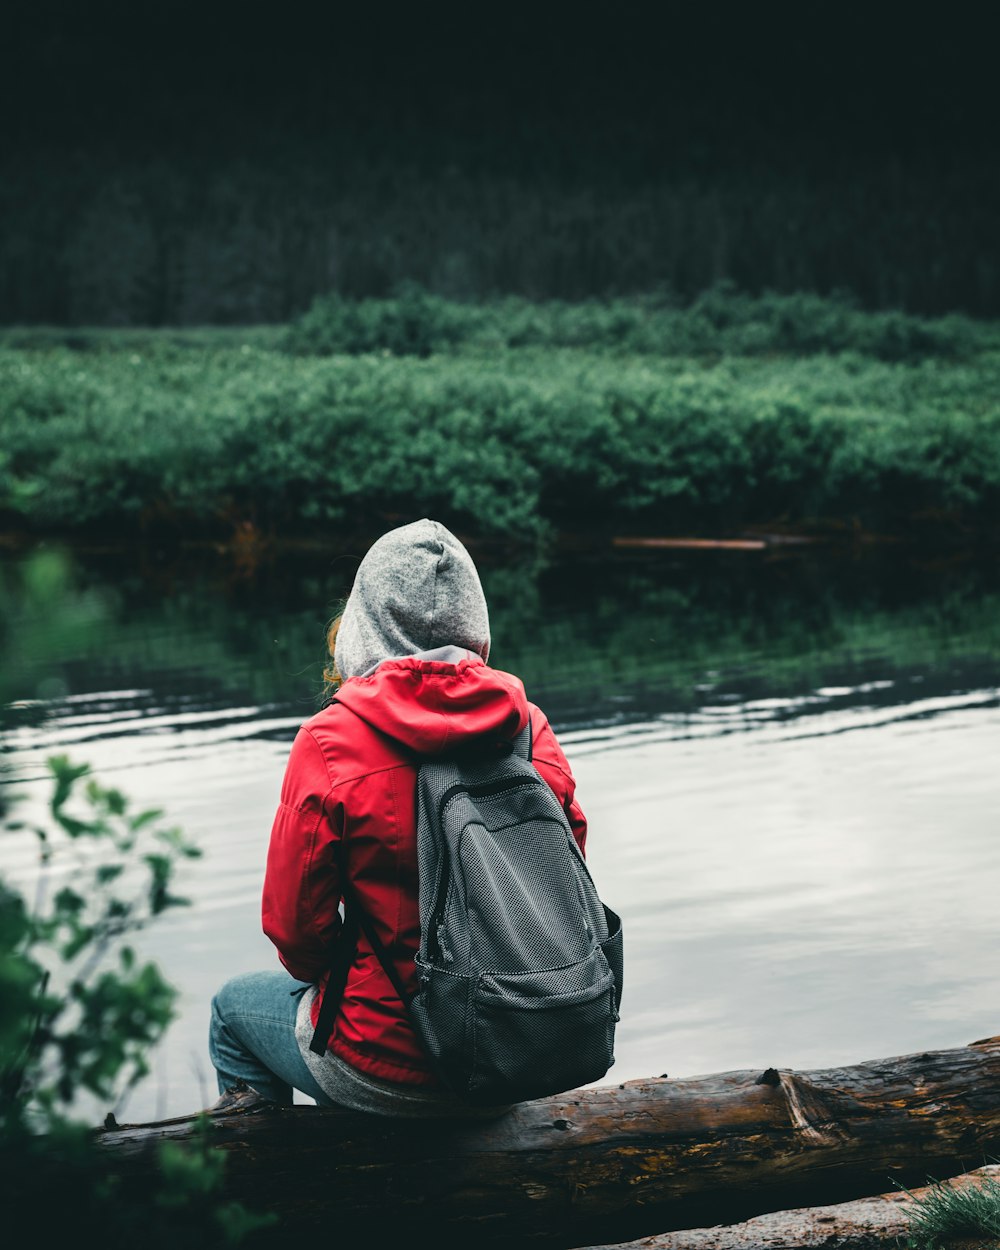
[578,699,1000,1086]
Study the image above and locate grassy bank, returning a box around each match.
[3,292,1000,545]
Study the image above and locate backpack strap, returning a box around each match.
[512,713,533,762]
[349,878,414,1007]
[308,885,359,1055]
[309,848,414,1056]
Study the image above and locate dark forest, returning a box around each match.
[4,4,998,324]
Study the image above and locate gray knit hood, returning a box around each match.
[333,519,491,681]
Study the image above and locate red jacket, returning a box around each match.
[262,653,587,1085]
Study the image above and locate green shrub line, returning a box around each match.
[284,284,999,363]
[6,285,996,363]
[3,293,1000,544]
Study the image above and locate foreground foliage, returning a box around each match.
[1,757,197,1120]
[903,1171,1000,1247]
[0,757,270,1246]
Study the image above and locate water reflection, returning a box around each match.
[2,544,999,1120]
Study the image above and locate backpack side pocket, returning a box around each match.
[409,959,477,1092]
[600,905,624,1013]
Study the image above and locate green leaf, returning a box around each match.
[102,788,127,817]
[60,924,95,960]
[53,888,85,917]
[215,1201,280,1243]
[53,812,97,839]
[128,807,165,832]
[156,893,192,913]
[47,756,91,813]
[155,825,197,855]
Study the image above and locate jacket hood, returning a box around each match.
[334,519,490,681]
[333,652,527,757]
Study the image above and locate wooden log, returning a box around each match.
[97,1035,1000,1248]
[581,1163,1000,1249]
[612,537,770,551]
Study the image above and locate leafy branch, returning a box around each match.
[0,755,274,1246]
[1,755,200,1125]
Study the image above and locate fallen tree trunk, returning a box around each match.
[582,1163,1000,1250]
[98,1035,1000,1248]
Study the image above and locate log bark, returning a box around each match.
[97,1035,1000,1249]
[581,1163,1000,1249]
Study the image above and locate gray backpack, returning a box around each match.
[311,722,624,1106]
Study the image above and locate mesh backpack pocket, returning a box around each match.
[469,952,618,1104]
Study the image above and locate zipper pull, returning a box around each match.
[436,923,454,964]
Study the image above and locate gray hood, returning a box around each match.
[334,519,491,681]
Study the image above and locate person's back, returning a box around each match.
[210,519,587,1115]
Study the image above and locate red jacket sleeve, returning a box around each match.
[261,727,342,983]
[528,706,588,855]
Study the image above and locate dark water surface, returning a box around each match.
[2,542,999,1122]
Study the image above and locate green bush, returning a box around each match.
[285,282,467,357]
[2,309,1000,543]
[0,757,272,1246]
[0,553,271,1245]
[0,758,194,1122]
[281,284,993,362]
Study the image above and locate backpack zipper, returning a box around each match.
[436,773,545,825]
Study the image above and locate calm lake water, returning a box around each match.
[2,541,999,1122]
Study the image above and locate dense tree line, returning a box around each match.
[1,144,997,325]
[5,7,998,325]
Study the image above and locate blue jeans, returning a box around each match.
[209,970,337,1106]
